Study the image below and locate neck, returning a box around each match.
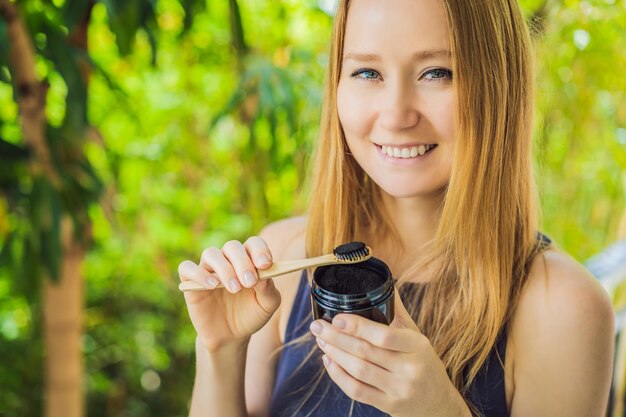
[383,190,443,249]
[366,189,444,277]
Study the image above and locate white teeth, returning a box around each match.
[380,144,435,159]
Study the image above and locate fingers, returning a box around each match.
[324,314,421,353]
[310,319,396,371]
[192,237,273,294]
[320,354,385,408]
[315,336,394,393]
[243,236,273,269]
[197,245,241,293]
[221,239,261,290]
[178,260,220,289]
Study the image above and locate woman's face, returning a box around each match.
[337,0,456,199]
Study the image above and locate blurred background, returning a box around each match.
[0,0,624,416]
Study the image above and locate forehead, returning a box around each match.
[343,0,451,58]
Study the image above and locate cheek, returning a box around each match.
[337,82,373,139]
[429,91,457,140]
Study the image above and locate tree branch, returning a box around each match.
[0,0,59,185]
[228,0,248,72]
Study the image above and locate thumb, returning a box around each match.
[253,277,281,314]
[390,288,419,330]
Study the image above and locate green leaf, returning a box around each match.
[38,19,88,134]
[19,229,42,301]
[80,50,128,98]
[0,18,9,69]
[61,0,90,32]
[228,0,247,56]
[209,80,248,130]
[138,0,158,65]
[102,0,141,56]
[0,138,30,197]
[0,66,10,84]
[102,0,158,59]
[0,138,30,161]
[30,177,63,282]
[0,231,15,269]
[181,0,208,34]
[40,206,62,283]
[274,68,297,135]
[144,26,158,67]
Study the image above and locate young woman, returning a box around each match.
[178,0,615,416]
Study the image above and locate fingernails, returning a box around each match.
[228,278,241,292]
[332,317,346,329]
[257,255,271,267]
[310,321,322,335]
[206,277,219,288]
[316,337,326,348]
[244,271,257,286]
[322,355,331,367]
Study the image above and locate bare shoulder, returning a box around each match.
[258,215,308,259]
[514,248,614,331]
[508,248,615,417]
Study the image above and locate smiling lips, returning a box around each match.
[374,143,438,159]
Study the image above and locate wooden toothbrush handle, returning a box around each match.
[258,254,336,279]
[178,254,337,292]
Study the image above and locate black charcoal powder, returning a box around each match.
[316,265,385,294]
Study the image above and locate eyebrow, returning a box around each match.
[342,49,451,63]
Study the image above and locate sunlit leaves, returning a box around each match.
[524,0,626,259]
[1,1,624,416]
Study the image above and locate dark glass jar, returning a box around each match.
[310,257,395,325]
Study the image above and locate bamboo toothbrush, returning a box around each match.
[178,241,372,292]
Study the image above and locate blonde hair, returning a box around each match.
[275,0,544,415]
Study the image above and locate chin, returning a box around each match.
[373,180,447,200]
[377,184,417,198]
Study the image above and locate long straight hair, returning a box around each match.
[280,0,542,414]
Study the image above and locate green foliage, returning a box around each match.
[0,0,97,288]
[102,0,159,64]
[0,1,624,416]
[528,0,626,261]
[0,18,10,74]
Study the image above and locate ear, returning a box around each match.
[390,289,419,330]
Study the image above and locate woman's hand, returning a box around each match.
[178,237,281,351]
[309,291,471,417]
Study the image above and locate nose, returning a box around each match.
[378,81,419,131]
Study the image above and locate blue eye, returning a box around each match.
[422,68,452,82]
[351,68,381,81]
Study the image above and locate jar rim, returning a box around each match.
[312,281,394,311]
[311,257,393,304]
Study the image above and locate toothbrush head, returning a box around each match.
[333,241,372,263]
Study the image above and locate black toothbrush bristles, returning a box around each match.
[333,241,371,262]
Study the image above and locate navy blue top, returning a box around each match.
[269,274,508,417]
